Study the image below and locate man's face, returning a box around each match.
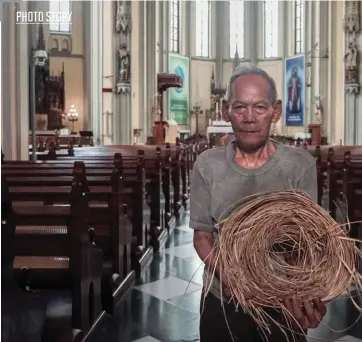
[223,74,281,153]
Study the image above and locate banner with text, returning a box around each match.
[284,55,305,126]
[168,54,189,125]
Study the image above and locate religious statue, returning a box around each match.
[344,39,358,83]
[33,24,50,115]
[115,1,130,34]
[287,67,301,113]
[118,43,130,82]
[314,95,323,124]
[210,68,215,91]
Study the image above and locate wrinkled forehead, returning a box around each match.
[231,75,273,103]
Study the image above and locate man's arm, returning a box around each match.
[189,162,218,270]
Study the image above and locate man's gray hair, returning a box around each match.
[225,63,278,104]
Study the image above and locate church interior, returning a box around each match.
[1,0,362,342]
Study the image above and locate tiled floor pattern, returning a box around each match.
[87,211,362,342]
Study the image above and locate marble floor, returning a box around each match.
[89,211,362,342]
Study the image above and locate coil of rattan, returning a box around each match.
[204,190,362,337]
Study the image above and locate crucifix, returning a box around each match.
[191,103,203,135]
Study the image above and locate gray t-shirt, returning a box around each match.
[189,137,317,300]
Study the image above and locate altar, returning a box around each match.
[204,75,234,147]
[207,121,233,146]
[28,129,93,150]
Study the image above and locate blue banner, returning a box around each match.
[284,55,305,126]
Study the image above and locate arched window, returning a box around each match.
[170,0,180,53]
[229,0,244,58]
[264,0,278,58]
[294,0,304,54]
[49,0,71,33]
[196,0,210,57]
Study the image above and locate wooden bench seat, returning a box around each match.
[2,179,104,340]
[3,160,135,314]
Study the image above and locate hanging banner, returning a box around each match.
[168,53,190,125]
[284,55,305,126]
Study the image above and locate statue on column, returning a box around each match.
[314,95,323,124]
[344,39,358,84]
[118,43,130,83]
[33,24,49,115]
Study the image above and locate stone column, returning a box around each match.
[102,1,114,145]
[305,1,313,130]
[115,1,132,145]
[145,1,156,131]
[326,0,334,144]
[89,0,103,145]
[163,1,170,120]
[138,0,147,143]
[344,1,360,145]
[215,1,224,87]
[16,1,30,159]
[345,85,359,144]
[248,1,258,65]
[1,3,17,160]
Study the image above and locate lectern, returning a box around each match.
[153,73,183,145]
[308,123,322,145]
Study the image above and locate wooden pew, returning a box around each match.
[3,158,140,313]
[2,173,104,340]
[346,166,362,245]
[5,155,152,246]
[29,143,188,217]
[28,145,181,223]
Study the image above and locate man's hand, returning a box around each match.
[193,231,255,301]
[284,298,327,330]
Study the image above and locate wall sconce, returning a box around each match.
[306,61,312,87]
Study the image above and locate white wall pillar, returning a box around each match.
[114,1,132,145]
[146,1,156,130]
[333,1,345,145]
[215,1,224,87]
[102,1,114,145]
[16,1,30,160]
[326,0,334,144]
[131,0,140,138]
[139,0,148,142]
[344,1,360,145]
[305,1,313,130]
[1,3,17,160]
[345,86,359,144]
[89,0,103,145]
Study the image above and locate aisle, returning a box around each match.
[90,211,362,342]
[89,211,203,342]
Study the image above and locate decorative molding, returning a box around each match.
[116,83,131,94]
[344,1,360,85]
[222,58,252,63]
[115,1,131,34]
[49,51,83,59]
[48,34,72,55]
[345,84,360,94]
[190,57,217,62]
[256,57,283,62]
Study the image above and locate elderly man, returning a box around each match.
[190,63,327,342]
